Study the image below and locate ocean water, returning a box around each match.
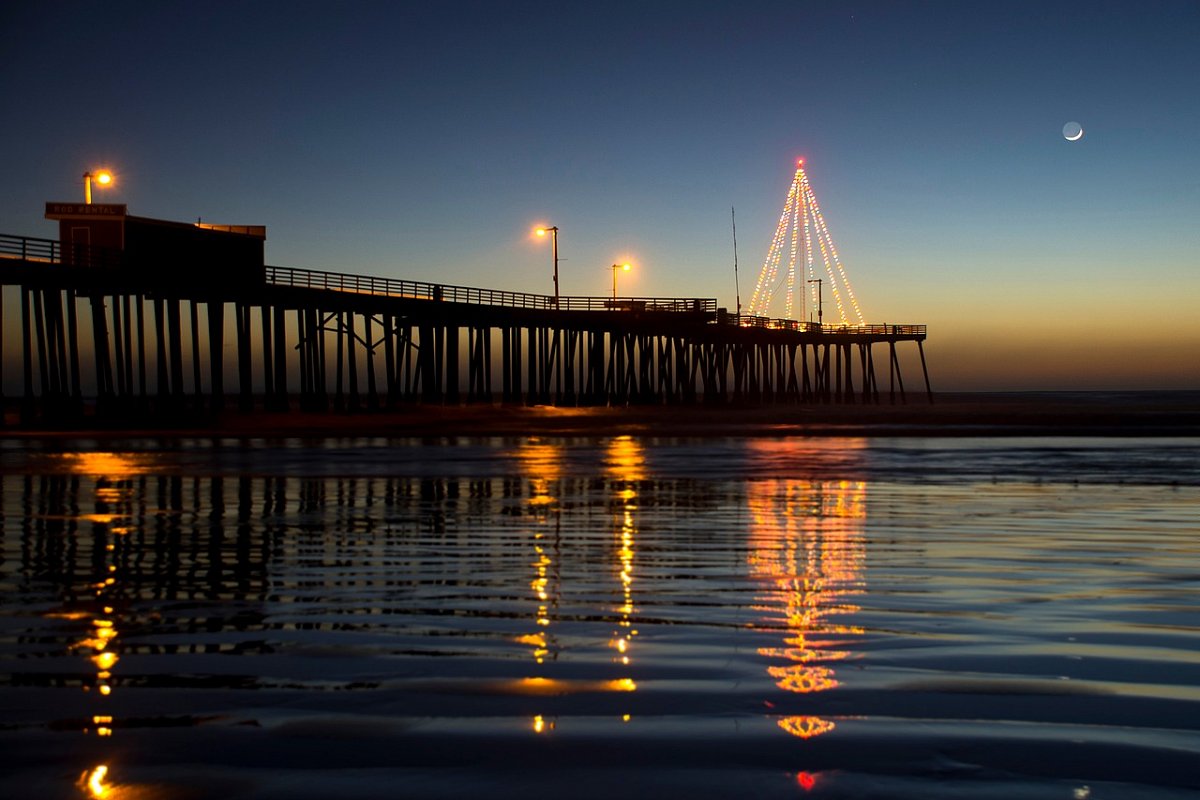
[1,435,1198,799]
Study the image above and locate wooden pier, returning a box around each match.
[0,232,930,424]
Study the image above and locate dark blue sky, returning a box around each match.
[3,1,1197,388]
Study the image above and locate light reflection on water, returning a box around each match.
[747,440,868,741]
[0,437,1198,799]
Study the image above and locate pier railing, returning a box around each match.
[3,231,934,414]
[728,312,925,336]
[2,234,716,312]
[0,233,60,263]
[0,232,126,268]
[4,232,916,333]
[264,264,717,313]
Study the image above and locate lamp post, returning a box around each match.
[83,170,113,205]
[611,263,631,299]
[534,226,560,307]
[807,278,823,325]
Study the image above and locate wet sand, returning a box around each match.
[2,435,1198,798]
[4,391,1198,439]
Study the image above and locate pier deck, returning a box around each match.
[1,232,929,423]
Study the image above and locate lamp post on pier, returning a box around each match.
[807,278,823,326]
[611,262,631,299]
[534,226,560,307]
[83,169,113,204]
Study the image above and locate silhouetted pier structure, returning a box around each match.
[0,227,930,424]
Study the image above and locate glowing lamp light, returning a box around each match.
[611,262,634,299]
[83,169,115,205]
[531,224,560,305]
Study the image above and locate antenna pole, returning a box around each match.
[732,206,741,318]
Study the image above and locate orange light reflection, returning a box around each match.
[606,437,642,723]
[748,439,867,740]
[60,451,153,796]
[83,764,110,798]
[63,452,153,478]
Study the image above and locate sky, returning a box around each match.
[2,0,1198,390]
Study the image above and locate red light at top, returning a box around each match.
[796,158,805,167]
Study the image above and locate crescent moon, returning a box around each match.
[1066,126,1083,141]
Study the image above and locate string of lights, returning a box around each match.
[748,180,798,315]
[786,176,802,319]
[747,160,866,325]
[803,186,816,317]
[801,174,864,324]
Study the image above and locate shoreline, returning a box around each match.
[2,392,1197,440]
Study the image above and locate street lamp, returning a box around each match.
[534,226,560,307]
[83,169,114,204]
[807,278,824,325]
[611,262,631,299]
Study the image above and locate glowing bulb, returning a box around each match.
[95,171,113,186]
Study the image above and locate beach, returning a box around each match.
[0,393,1195,796]
[4,391,1199,440]
[0,410,1198,798]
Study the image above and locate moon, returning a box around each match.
[1063,121,1083,141]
